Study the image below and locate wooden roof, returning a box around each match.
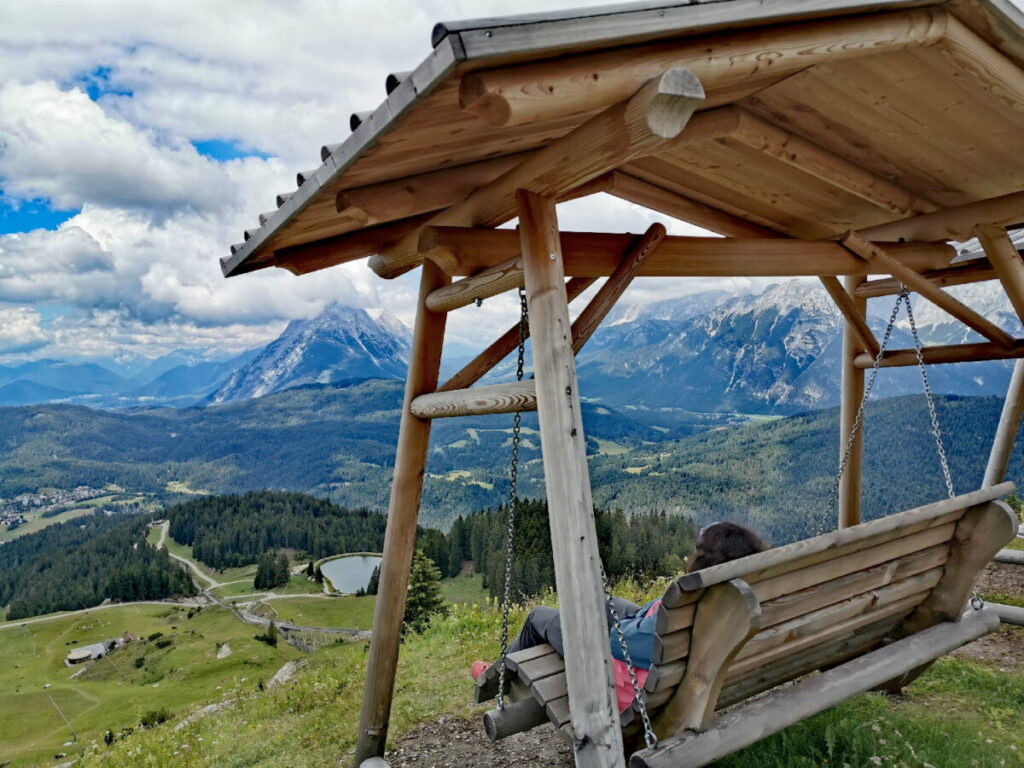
[222,0,1024,280]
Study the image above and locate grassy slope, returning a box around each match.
[78,583,1024,768]
[0,604,303,768]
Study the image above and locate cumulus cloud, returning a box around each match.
[0,80,235,215]
[0,307,49,353]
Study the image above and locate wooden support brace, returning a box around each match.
[839,273,868,528]
[984,358,1024,487]
[976,225,1024,327]
[841,231,1015,349]
[571,223,666,355]
[855,258,997,299]
[438,277,596,393]
[853,340,1024,368]
[820,276,880,358]
[368,68,706,279]
[856,190,1024,243]
[409,381,536,419]
[654,579,761,738]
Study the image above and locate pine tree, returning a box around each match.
[403,549,445,635]
[366,565,380,596]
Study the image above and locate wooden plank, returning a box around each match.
[717,613,900,709]
[652,628,692,667]
[422,229,956,310]
[727,591,926,680]
[729,110,937,217]
[758,543,949,628]
[369,68,706,279]
[631,610,1001,768]
[853,340,1024,367]
[856,190,1024,243]
[458,9,947,127]
[606,172,780,238]
[645,659,687,694]
[655,602,697,636]
[655,579,761,736]
[977,225,1024,326]
[506,643,557,670]
[840,274,869,528]
[354,260,450,764]
[518,652,569,685]
[841,231,1016,349]
[674,484,1011,594]
[409,381,536,419]
[751,523,956,604]
[936,16,1024,121]
[984,359,1024,487]
[736,568,944,666]
[546,695,572,729]
[855,258,998,298]
[438,277,596,393]
[518,191,624,768]
[901,500,1018,634]
[532,671,568,705]
[571,224,666,355]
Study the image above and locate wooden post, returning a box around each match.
[984,358,1024,488]
[839,275,868,529]
[353,259,450,765]
[517,190,625,768]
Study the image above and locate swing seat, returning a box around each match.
[475,483,1017,767]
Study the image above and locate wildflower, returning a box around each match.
[869,757,883,766]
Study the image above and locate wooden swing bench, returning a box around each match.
[475,483,1018,768]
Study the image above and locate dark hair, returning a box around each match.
[687,522,765,573]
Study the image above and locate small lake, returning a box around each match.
[320,555,382,594]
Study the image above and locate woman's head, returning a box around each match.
[687,522,765,573]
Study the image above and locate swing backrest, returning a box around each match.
[476,483,1017,745]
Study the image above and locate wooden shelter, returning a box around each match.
[224,1,1024,765]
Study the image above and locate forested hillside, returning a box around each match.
[0,513,195,620]
[168,491,387,568]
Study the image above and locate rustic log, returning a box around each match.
[992,603,1024,625]
[458,9,946,127]
[839,274,869,528]
[852,340,1024,368]
[483,698,550,742]
[518,190,624,768]
[841,232,1015,349]
[995,548,1024,565]
[353,261,450,765]
[977,225,1024,326]
[856,191,1024,243]
[368,68,706,279]
[409,381,537,419]
[855,258,997,299]
[984,359,1024,487]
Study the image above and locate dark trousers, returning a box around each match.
[507,597,641,657]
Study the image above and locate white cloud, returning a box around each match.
[0,307,49,353]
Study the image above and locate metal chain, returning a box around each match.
[823,288,906,535]
[904,293,955,499]
[497,287,529,709]
[600,562,658,751]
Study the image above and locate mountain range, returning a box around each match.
[1,279,1020,414]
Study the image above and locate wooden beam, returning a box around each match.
[841,232,1016,349]
[571,223,666,355]
[353,260,450,765]
[368,68,706,279]
[984,359,1024,488]
[729,110,937,218]
[995,549,1024,566]
[838,275,869,529]
[655,580,761,737]
[855,258,997,298]
[630,609,1000,768]
[517,190,625,768]
[423,231,955,312]
[853,340,1024,368]
[606,172,780,238]
[266,214,433,276]
[438,277,596,393]
[977,225,1024,327]
[821,276,880,358]
[458,8,947,127]
[857,191,1024,243]
[409,380,537,419]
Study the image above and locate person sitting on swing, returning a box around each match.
[471,521,765,712]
